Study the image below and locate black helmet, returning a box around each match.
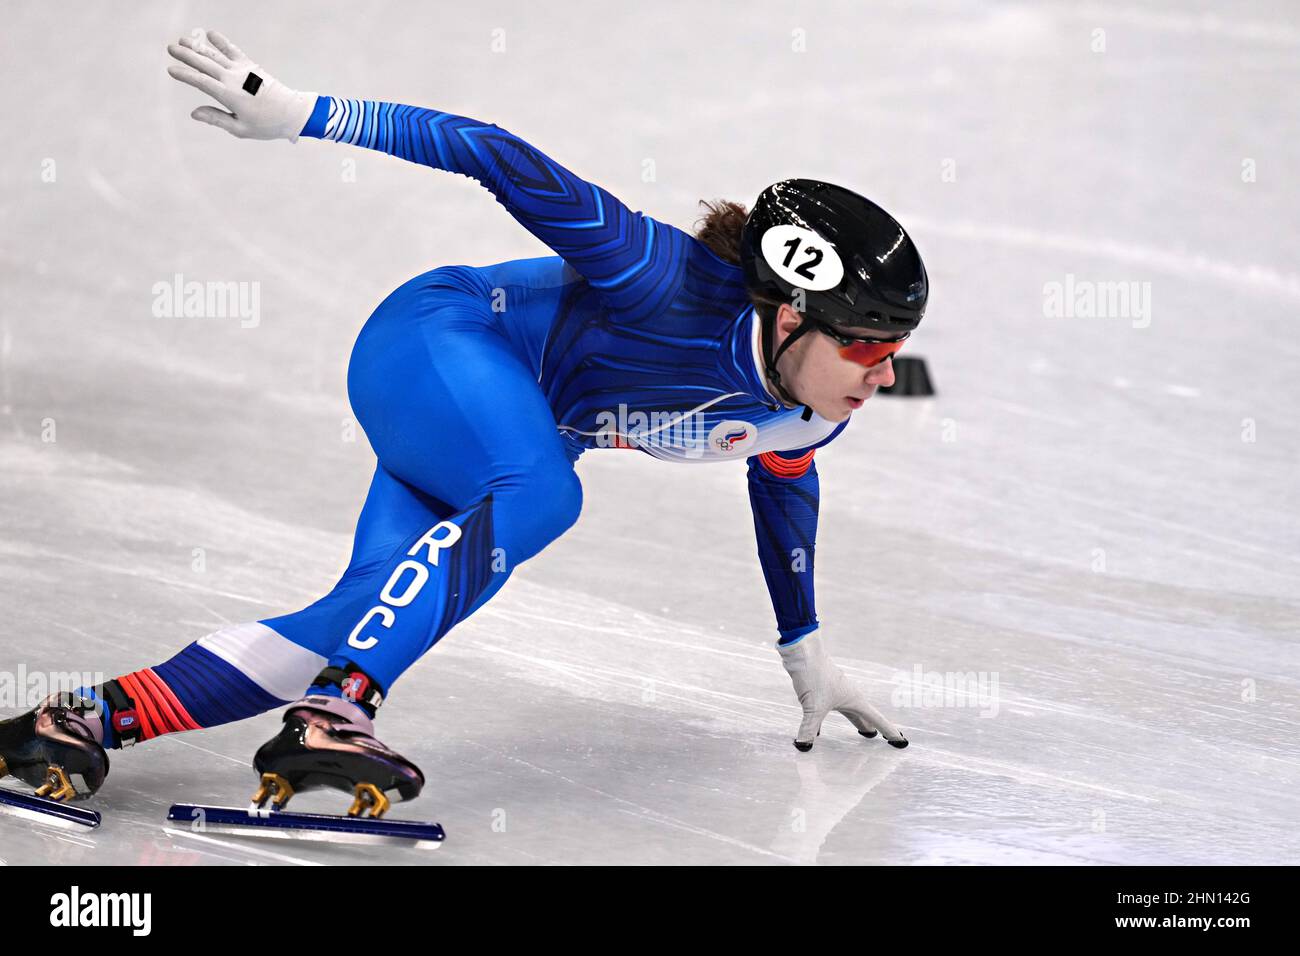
[740,179,928,411]
[742,179,928,333]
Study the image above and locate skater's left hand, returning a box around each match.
[166,29,317,142]
[777,630,908,751]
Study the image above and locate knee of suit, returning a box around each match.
[491,464,583,564]
[550,467,584,535]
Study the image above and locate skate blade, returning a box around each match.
[0,786,101,830]
[164,804,444,849]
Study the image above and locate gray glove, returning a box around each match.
[778,631,908,751]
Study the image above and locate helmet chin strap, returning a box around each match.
[761,310,817,421]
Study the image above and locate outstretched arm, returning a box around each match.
[166,30,667,310]
[747,448,822,644]
[300,97,663,299]
[748,433,908,751]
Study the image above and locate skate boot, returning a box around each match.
[251,691,424,819]
[0,692,110,801]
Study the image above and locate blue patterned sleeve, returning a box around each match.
[300,96,669,311]
[746,421,848,644]
[747,448,821,644]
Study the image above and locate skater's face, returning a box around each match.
[771,304,898,421]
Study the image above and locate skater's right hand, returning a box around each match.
[777,630,908,752]
[166,29,317,142]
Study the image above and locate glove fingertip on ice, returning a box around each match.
[793,739,814,752]
[858,729,878,739]
[887,736,909,749]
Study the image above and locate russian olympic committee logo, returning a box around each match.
[708,420,757,456]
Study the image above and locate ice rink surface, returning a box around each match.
[1,1,1297,865]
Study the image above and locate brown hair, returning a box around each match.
[693,199,784,322]
[693,199,747,264]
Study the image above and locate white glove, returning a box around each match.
[777,631,908,751]
[166,29,317,142]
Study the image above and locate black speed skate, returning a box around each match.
[165,669,442,847]
[251,694,424,819]
[0,692,109,802]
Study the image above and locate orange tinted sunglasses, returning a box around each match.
[814,320,909,368]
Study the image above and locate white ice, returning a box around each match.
[1,0,1297,865]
